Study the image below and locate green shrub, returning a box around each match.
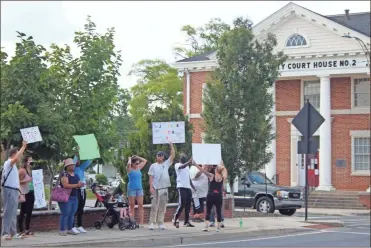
[95,173,108,185]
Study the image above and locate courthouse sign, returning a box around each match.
[280,57,368,72]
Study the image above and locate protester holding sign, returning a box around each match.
[190,164,209,222]
[193,160,228,232]
[72,148,93,234]
[173,154,195,228]
[17,155,35,236]
[148,142,175,230]
[1,140,28,241]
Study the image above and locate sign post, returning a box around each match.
[291,99,325,221]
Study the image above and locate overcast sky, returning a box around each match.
[1,1,370,89]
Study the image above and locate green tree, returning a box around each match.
[202,17,287,200]
[173,18,246,59]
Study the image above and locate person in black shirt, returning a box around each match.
[193,161,228,232]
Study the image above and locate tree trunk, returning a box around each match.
[229,179,235,217]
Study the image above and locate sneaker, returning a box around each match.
[12,234,24,239]
[202,226,208,232]
[2,235,12,240]
[216,227,220,232]
[184,222,195,227]
[67,230,78,235]
[209,222,215,227]
[221,222,225,228]
[159,224,166,230]
[71,227,80,234]
[59,231,67,236]
[78,227,87,233]
[149,223,155,230]
[174,220,179,228]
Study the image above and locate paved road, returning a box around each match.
[165,215,370,247]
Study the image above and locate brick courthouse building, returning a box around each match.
[173,3,370,192]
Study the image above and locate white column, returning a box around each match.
[367,187,371,192]
[266,83,276,182]
[317,75,335,191]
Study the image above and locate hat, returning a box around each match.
[156,151,165,157]
[64,158,75,167]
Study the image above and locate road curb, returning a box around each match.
[33,228,309,247]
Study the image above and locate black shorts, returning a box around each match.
[192,197,206,214]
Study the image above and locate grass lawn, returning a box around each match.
[44,186,96,201]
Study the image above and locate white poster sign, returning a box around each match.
[152,121,185,144]
[192,143,222,165]
[20,126,42,144]
[32,169,47,209]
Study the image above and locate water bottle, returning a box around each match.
[239,218,243,228]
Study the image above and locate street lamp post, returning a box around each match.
[342,34,371,192]
[342,33,370,67]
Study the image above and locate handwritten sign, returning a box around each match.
[192,143,222,165]
[20,126,42,144]
[152,121,185,144]
[32,169,46,209]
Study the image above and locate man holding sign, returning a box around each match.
[148,142,175,230]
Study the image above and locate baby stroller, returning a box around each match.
[91,183,139,230]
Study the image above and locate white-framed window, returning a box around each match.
[303,80,320,108]
[351,130,370,175]
[353,78,370,107]
[286,34,307,47]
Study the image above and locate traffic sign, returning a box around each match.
[292,101,325,139]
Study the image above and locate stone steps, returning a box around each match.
[305,191,367,209]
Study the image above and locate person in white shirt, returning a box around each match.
[1,141,27,241]
[148,142,175,230]
[173,154,195,228]
[189,164,209,222]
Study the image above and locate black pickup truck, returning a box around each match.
[234,171,303,216]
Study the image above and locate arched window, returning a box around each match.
[286,34,307,47]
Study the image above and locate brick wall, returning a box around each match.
[275,116,291,186]
[358,193,371,209]
[0,198,233,232]
[331,77,351,109]
[275,80,301,111]
[332,114,370,190]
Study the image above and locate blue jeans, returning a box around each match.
[58,196,78,231]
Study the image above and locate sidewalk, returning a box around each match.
[235,207,370,216]
[1,216,325,247]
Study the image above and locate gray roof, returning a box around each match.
[176,11,370,63]
[324,12,370,37]
[176,50,215,63]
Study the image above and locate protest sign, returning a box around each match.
[152,121,185,144]
[32,169,47,209]
[20,126,42,144]
[73,134,101,160]
[192,143,222,165]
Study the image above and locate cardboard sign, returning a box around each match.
[192,143,222,165]
[152,121,185,144]
[32,169,47,209]
[20,126,42,144]
[73,134,101,160]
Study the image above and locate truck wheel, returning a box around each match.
[256,196,275,213]
[279,209,296,216]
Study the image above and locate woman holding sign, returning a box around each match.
[192,161,227,232]
[17,156,35,236]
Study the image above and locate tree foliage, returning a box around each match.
[173,17,252,60]
[202,17,287,188]
[1,16,129,165]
